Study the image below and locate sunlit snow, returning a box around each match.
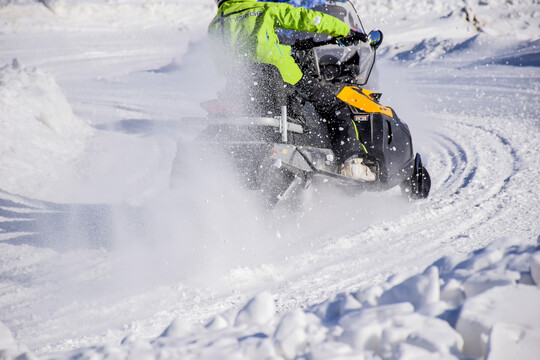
[0,0,539,359]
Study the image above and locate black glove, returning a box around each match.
[348,29,368,43]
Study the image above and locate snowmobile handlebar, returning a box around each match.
[291,36,344,51]
[291,34,362,51]
[291,28,385,52]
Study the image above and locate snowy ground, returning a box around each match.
[0,0,539,359]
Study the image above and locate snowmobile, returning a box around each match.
[174,0,430,207]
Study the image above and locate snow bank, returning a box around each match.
[14,237,532,359]
[354,0,540,38]
[351,0,540,64]
[0,59,92,197]
[0,0,215,31]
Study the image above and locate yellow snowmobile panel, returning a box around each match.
[337,86,393,118]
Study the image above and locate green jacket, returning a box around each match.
[208,0,350,85]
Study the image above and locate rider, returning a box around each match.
[208,0,369,179]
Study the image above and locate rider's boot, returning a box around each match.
[339,156,376,181]
[328,104,375,181]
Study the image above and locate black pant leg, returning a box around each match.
[294,74,363,162]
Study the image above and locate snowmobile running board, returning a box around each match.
[295,147,377,187]
[181,116,304,135]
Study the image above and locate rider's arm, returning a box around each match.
[269,3,350,38]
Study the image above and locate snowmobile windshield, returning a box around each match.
[296,1,376,85]
[313,1,375,85]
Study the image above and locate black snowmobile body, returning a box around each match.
[175,0,430,206]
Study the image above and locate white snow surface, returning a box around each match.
[0,0,539,359]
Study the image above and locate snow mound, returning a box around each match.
[0,322,36,360]
[0,59,92,196]
[0,59,88,133]
[13,237,534,360]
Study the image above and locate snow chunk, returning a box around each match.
[354,284,383,307]
[487,323,540,360]
[462,269,520,297]
[0,322,17,351]
[456,284,540,358]
[241,337,277,359]
[312,292,363,323]
[453,247,504,275]
[274,309,308,359]
[309,341,356,360]
[337,303,463,357]
[235,291,276,326]
[205,314,229,331]
[159,318,193,338]
[339,302,414,351]
[395,342,459,360]
[379,266,440,310]
[395,314,463,356]
[0,322,36,360]
[439,278,465,309]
